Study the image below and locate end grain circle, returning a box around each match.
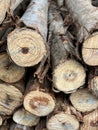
[7,28,46,67]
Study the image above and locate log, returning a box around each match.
[57,0,64,7]
[0,53,25,83]
[0,82,23,115]
[81,109,98,130]
[13,108,40,127]
[0,0,23,24]
[49,2,86,93]
[65,0,98,66]
[10,122,33,130]
[70,89,98,113]
[7,0,48,67]
[0,116,3,126]
[46,95,80,130]
[51,34,86,93]
[23,78,55,116]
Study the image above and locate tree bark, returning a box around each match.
[10,122,33,130]
[13,108,40,127]
[23,78,55,117]
[0,0,23,24]
[0,82,23,115]
[7,0,48,67]
[81,109,98,130]
[65,0,98,66]
[46,95,80,130]
[70,88,98,113]
[0,53,25,83]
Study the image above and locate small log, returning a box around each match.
[7,0,48,67]
[13,108,40,127]
[46,95,80,130]
[81,109,98,130]
[49,2,86,93]
[65,0,98,66]
[0,53,25,83]
[70,89,98,113]
[0,82,23,115]
[10,122,33,130]
[23,78,55,116]
[0,0,23,24]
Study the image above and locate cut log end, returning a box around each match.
[0,83,23,115]
[70,89,98,113]
[82,33,98,66]
[13,108,40,127]
[7,28,47,67]
[89,76,98,97]
[24,91,55,116]
[47,112,79,130]
[53,59,86,93]
[0,53,25,83]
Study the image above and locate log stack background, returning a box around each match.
[0,0,97,130]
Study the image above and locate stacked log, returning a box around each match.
[0,0,97,129]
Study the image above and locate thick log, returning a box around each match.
[0,53,25,83]
[7,0,48,67]
[10,122,33,130]
[46,95,80,130]
[49,2,86,93]
[70,89,98,113]
[65,0,98,66]
[13,108,40,127]
[51,34,86,93]
[0,0,23,24]
[81,109,98,130]
[23,78,55,117]
[0,82,23,115]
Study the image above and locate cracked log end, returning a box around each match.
[47,112,79,130]
[0,83,23,115]
[7,28,47,67]
[53,59,86,93]
[13,108,40,127]
[0,53,25,83]
[82,33,98,66]
[70,89,98,113]
[24,91,55,117]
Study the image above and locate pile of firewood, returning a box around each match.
[0,0,98,130]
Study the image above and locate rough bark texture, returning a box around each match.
[65,0,98,66]
[23,78,55,117]
[47,95,80,130]
[7,0,48,67]
[81,109,98,130]
[70,89,98,113]
[0,53,25,83]
[13,108,40,127]
[0,83,23,115]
